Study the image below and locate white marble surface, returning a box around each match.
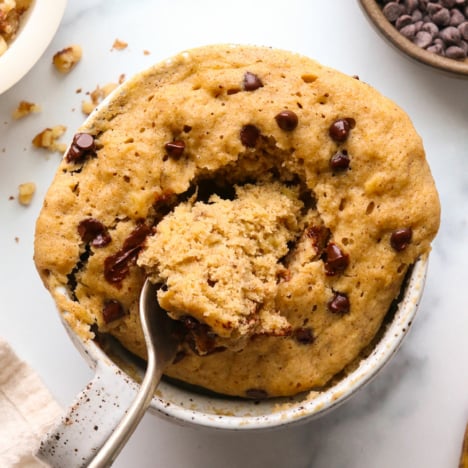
[0,0,467,466]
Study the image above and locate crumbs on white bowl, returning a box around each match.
[0,0,67,94]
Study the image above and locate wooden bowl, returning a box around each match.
[358,0,468,78]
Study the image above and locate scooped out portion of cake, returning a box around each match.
[138,181,304,351]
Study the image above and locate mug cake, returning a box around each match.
[34,44,440,398]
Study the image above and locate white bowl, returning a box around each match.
[0,0,67,94]
[37,255,429,466]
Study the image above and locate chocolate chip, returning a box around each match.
[275,110,298,131]
[306,225,330,254]
[245,388,268,400]
[383,2,405,22]
[414,30,433,47]
[240,124,260,147]
[65,144,83,162]
[165,140,185,158]
[330,150,350,171]
[396,14,414,29]
[450,8,465,26]
[242,71,264,91]
[328,292,350,314]
[459,21,468,40]
[102,299,125,323]
[390,227,413,251]
[405,0,419,14]
[179,315,219,355]
[329,118,355,142]
[77,218,111,247]
[104,224,151,284]
[324,242,349,275]
[293,327,315,344]
[400,24,417,38]
[74,133,95,152]
[440,25,462,43]
[446,44,467,57]
[421,21,440,37]
[66,133,96,163]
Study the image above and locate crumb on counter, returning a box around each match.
[52,45,82,73]
[0,0,32,56]
[112,38,128,51]
[32,125,67,153]
[143,49,151,55]
[12,100,41,119]
[18,181,35,205]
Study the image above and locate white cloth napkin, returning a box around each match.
[0,338,62,467]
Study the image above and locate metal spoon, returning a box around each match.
[88,279,179,467]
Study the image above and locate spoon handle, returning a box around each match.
[87,349,160,467]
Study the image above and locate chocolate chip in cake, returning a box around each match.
[165,140,185,158]
[74,133,95,152]
[242,71,264,91]
[328,292,350,314]
[275,110,298,131]
[324,242,349,275]
[330,149,350,171]
[329,118,355,142]
[245,388,269,400]
[240,124,260,147]
[390,227,413,251]
[102,299,125,323]
[77,218,111,247]
[104,224,151,284]
[293,327,315,344]
[66,133,96,162]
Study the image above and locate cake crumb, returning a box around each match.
[32,125,67,153]
[81,82,118,115]
[14,237,19,243]
[112,39,128,51]
[53,45,82,73]
[18,182,36,205]
[143,49,151,55]
[12,101,41,120]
